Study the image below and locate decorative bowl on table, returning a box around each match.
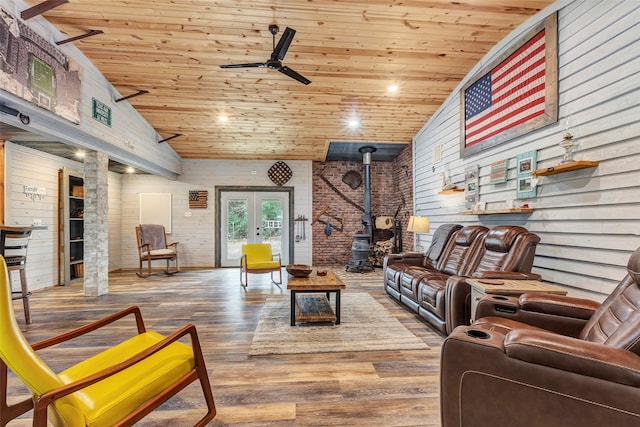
[286,264,312,278]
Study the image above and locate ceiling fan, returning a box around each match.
[220,25,311,85]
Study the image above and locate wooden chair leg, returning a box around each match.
[164,256,179,275]
[136,257,152,278]
[192,336,216,426]
[19,269,30,324]
[1,360,33,427]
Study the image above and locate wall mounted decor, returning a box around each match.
[460,12,558,157]
[516,151,537,199]
[342,170,362,189]
[0,8,81,123]
[489,159,509,184]
[189,190,208,208]
[140,193,172,233]
[268,161,292,186]
[464,165,479,209]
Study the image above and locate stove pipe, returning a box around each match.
[359,145,377,240]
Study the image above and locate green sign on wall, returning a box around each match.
[92,98,111,127]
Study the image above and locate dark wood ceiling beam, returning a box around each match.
[158,134,183,144]
[21,0,68,20]
[114,90,149,103]
[56,29,104,46]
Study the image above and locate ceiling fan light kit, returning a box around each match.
[220,25,311,85]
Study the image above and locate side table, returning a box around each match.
[466,278,567,323]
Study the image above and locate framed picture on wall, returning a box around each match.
[516,151,537,199]
[460,12,558,157]
[489,159,509,184]
[518,176,532,192]
[518,157,533,174]
[464,164,479,208]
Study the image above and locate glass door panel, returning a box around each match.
[225,197,248,263]
[259,197,283,257]
[220,191,289,267]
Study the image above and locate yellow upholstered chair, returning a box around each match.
[135,224,179,278]
[240,243,282,287]
[0,256,215,427]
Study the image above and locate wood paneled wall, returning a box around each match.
[413,1,640,300]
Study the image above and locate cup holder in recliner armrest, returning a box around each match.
[465,329,491,339]
[492,295,509,301]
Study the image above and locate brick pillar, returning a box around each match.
[83,151,109,296]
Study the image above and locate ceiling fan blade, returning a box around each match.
[219,62,265,69]
[272,27,296,61]
[279,66,311,85]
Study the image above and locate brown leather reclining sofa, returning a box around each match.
[440,246,640,426]
[383,224,541,334]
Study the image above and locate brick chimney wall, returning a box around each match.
[312,144,413,266]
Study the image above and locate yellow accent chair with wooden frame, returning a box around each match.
[0,256,216,427]
[135,224,179,278]
[240,243,282,287]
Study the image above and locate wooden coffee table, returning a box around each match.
[287,270,346,326]
[466,278,567,322]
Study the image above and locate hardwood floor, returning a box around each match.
[8,267,445,426]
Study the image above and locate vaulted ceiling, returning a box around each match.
[25,0,553,161]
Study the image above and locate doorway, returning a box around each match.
[216,187,293,268]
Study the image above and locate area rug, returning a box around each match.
[249,292,429,356]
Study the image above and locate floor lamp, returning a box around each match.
[407,216,430,251]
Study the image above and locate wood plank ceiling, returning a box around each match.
[28,0,554,161]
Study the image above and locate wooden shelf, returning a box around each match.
[438,188,464,195]
[531,160,599,176]
[459,208,534,215]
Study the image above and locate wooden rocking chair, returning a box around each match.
[135,224,179,278]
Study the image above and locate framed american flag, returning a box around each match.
[460,12,558,158]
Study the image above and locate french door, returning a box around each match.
[219,190,290,267]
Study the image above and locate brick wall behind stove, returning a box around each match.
[312,144,413,266]
[394,144,414,250]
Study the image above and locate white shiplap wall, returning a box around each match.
[120,159,313,269]
[413,0,640,301]
[4,143,123,291]
[108,171,123,271]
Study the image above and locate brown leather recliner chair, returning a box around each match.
[440,247,640,427]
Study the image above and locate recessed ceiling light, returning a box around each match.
[388,84,399,93]
[348,118,360,129]
[126,166,135,173]
[218,114,228,122]
[74,150,85,158]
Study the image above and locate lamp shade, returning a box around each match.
[407,216,430,233]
